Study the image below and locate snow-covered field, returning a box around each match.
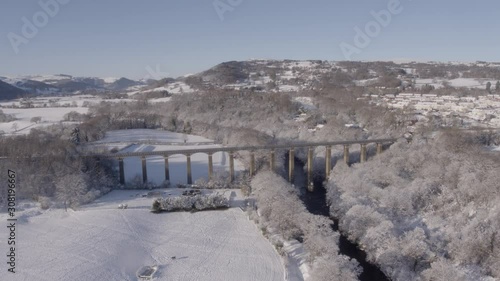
[0,106,88,135]
[0,95,136,135]
[1,189,285,281]
[415,77,497,89]
[0,95,135,109]
[127,81,194,96]
[0,93,170,135]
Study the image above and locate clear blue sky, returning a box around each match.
[1,0,499,79]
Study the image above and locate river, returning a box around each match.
[286,155,389,281]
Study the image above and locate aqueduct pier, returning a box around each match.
[93,138,397,191]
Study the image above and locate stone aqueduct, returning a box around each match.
[96,138,397,191]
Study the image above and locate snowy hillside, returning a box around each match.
[181,59,500,95]
[3,59,500,103]
[0,75,145,96]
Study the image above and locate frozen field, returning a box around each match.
[415,77,497,89]
[0,95,134,135]
[0,107,88,135]
[1,189,285,281]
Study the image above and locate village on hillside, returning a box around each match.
[365,93,500,128]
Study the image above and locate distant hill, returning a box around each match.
[0,80,26,100]
[182,59,500,93]
[3,59,499,98]
[0,75,143,95]
[14,80,59,95]
[143,77,176,90]
[53,79,96,92]
[198,61,251,84]
[106,77,141,91]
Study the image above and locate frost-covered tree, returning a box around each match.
[56,174,89,211]
[309,256,361,281]
[70,127,80,144]
[421,259,467,281]
[0,110,15,123]
[327,133,500,280]
[251,172,360,279]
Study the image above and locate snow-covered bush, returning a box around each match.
[194,172,234,189]
[81,189,102,205]
[152,193,229,212]
[37,196,51,210]
[125,175,157,190]
[193,193,229,210]
[327,133,500,280]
